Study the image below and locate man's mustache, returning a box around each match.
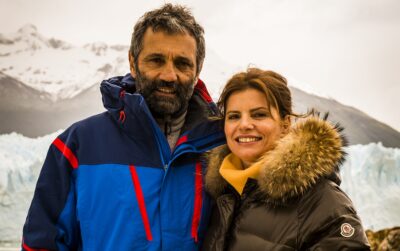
[151,80,178,90]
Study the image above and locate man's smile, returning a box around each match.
[156,87,176,96]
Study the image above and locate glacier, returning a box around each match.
[0,132,399,243]
[0,131,60,243]
[340,142,400,230]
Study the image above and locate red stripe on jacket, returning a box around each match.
[52,138,78,169]
[175,135,188,147]
[195,79,213,103]
[191,162,203,242]
[129,165,153,241]
[22,240,49,251]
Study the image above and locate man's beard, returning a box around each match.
[135,71,196,119]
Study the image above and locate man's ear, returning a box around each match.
[194,61,203,86]
[128,52,136,78]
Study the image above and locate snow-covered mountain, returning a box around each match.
[0,24,233,101]
[4,74,399,147]
[1,24,400,147]
[0,132,398,244]
[290,87,400,147]
[0,24,128,100]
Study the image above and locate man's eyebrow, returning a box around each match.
[143,53,165,60]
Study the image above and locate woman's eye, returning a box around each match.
[226,114,240,120]
[252,112,268,118]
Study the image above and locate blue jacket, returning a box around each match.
[22,74,225,251]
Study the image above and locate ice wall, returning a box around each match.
[340,142,400,230]
[0,132,399,242]
[0,131,60,242]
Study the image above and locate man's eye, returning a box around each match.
[151,58,163,64]
[175,60,193,70]
[147,57,164,65]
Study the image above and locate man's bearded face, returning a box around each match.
[136,71,196,118]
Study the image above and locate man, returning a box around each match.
[22,4,225,251]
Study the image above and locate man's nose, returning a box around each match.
[160,62,178,82]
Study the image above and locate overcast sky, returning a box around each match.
[1,0,399,131]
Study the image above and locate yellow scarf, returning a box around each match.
[219,153,261,195]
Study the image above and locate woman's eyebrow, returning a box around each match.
[250,107,269,112]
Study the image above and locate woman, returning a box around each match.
[202,68,370,250]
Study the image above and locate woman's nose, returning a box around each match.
[239,116,255,130]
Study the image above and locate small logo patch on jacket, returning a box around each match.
[340,223,355,238]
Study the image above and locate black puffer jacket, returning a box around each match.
[202,117,371,251]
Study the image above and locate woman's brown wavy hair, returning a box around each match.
[218,68,308,121]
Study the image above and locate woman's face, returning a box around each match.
[224,88,286,168]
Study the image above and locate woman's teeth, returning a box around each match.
[237,137,261,143]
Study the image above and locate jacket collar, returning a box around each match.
[205,116,347,203]
[99,74,224,152]
[219,153,261,195]
[100,74,217,113]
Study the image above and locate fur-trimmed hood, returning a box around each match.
[205,116,347,203]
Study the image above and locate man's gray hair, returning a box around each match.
[130,3,205,75]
